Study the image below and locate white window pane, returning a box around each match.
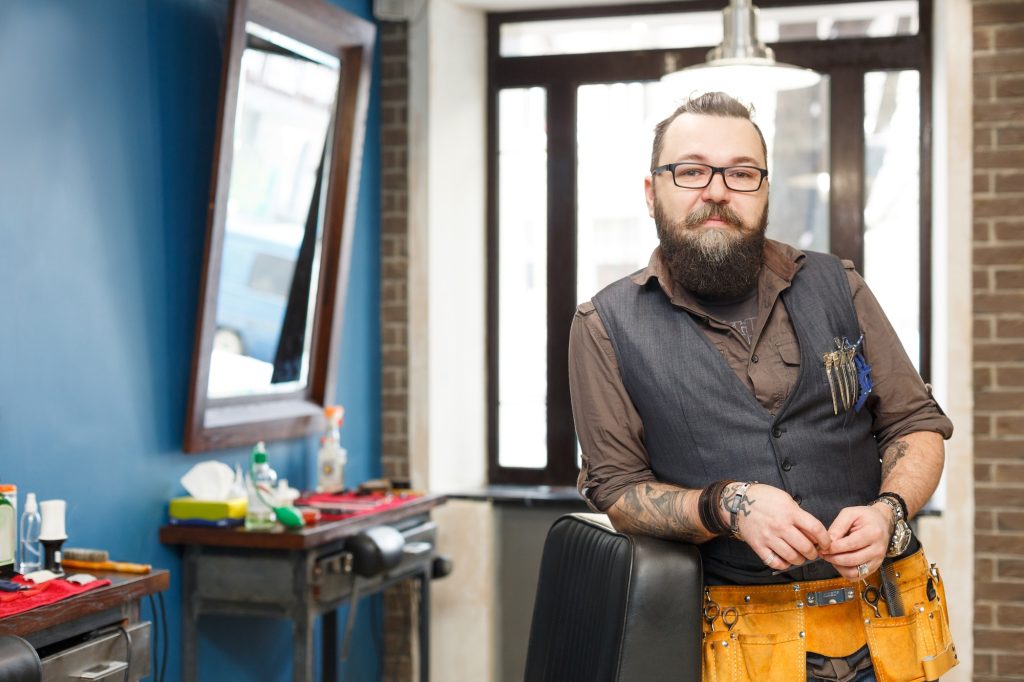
[577,82,661,298]
[501,2,917,57]
[863,70,920,369]
[498,88,548,469]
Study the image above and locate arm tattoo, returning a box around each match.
[881,439,910,480]
[618,483,705,543]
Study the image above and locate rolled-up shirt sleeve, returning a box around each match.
[569,301,657,512]
[845,265,954,451]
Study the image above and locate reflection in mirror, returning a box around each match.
[184,0,374,452]
[208,23,340,399]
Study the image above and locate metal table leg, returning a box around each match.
[323,609,337,682]
[418,570,430,682]
[182,546,199,681]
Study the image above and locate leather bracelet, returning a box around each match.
[878,491,909,520]
[698,480,733,536]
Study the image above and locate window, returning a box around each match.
[488,0,932,486]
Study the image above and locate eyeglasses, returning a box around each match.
[652,162,768,192]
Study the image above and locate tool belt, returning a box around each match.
[701,549,958,682]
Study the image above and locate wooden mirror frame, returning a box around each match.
[184,0,375,452]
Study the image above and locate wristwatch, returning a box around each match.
[874,494,912,557]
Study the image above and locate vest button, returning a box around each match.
[794,495,803,505]
[782,459,793,471]
[751,354,759,363]
[772,426,783,438]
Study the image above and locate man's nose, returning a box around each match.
[700,171,730,202]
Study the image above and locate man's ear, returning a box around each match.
[644,175,656,218]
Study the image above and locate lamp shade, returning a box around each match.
[661,0,821,96]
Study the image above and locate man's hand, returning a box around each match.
[733,484,832,570]
[820,503,892,579]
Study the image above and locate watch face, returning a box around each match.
[888,519,912,557]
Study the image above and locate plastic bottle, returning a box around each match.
[245,442,278,531]
[316,406,347,493]
[18,493,41,575]
[0,484,15,578]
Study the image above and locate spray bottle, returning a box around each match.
[19,493,41,574]
[316,406,347,493]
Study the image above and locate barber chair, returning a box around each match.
[0,636,41,682]
[524,513,703,682]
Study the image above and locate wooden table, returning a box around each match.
[0,570,170,680]
[160,494,446,682]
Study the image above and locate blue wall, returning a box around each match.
[0,0,382,679]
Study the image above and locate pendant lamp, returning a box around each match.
[661,0,821,95]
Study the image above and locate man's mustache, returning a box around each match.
[683,203,743,229]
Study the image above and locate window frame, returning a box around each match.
[486,0,933,486]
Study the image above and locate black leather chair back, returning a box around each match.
[524,513,703,682]
[0,636,41,682]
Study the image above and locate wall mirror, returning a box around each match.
[185,0,374,452]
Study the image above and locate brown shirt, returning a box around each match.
[570,239,954,512]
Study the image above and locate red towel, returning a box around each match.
[295,492,422,521]
[0,575,111,618]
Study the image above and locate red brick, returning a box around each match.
[977,461,994,482]
[976,414,994,437]
[997,320,1024,338]
[999,653,1024,675]
[998,557,1024,579]
[975,268,992,290]
[977,365,994,388]
[978,509,996,531]
[975,627,1024,650]
[995,221,1024,241]
[976,438,1024,459]
[975,245,1024,265]
[999,367,1024,387]
[975,197,1024,218]
[996,126,1024,146]
[975,220,993,242]
[974,294,1024,315]
[977,556,996,580]
[977,390,1024,410]
[975,148,1024,168]
[996,75,1024,99]
[993,269,1024,293]
[976,27,995,52]
[976,171,993,193]
[975,579,1024,601]
[995,172,1024,193]
[995,509,1024,532]
[976,318,994,339]
[978,602,996,627]
[975,2,1024,26]
[999,604,1024,627]
[976,651,994,675]
[977,73,996,100]
[975,54,1024,76]
[997,415,1024,435]
[977,529,1024,554]
[978,488,1024,513]
[996,25,1024,49]
[974,340,1024,360]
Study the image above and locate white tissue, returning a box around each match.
[180,461,236,500]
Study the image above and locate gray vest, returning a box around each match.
[592,252,880,584]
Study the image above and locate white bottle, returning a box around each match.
[245,442,278,531]
[0,487,14,579]
[316,406,347,493]
[19,493,41,574]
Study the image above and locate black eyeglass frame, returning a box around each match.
[652,162,769,192]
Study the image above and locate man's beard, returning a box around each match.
[655,198,768,301]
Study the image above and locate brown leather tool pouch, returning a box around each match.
[701,550,958,682]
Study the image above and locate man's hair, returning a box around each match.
[649,92,769,172]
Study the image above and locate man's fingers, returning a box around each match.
[827,507,858,543]
[793,513,832,553]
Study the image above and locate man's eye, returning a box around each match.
[728,169,755,179]
[678,167,707,177]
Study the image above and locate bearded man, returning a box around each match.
[568,92,956,682]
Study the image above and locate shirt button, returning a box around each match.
[751,354,759,363]
[772,426,783,438]
[782,459,793,471]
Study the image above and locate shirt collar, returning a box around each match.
[630,238,805,309]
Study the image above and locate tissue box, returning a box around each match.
[169,497,247,527]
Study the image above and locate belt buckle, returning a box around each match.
[804,587,856,607]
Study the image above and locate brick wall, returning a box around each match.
[380,19,414,682]
[973,2,1024,679]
